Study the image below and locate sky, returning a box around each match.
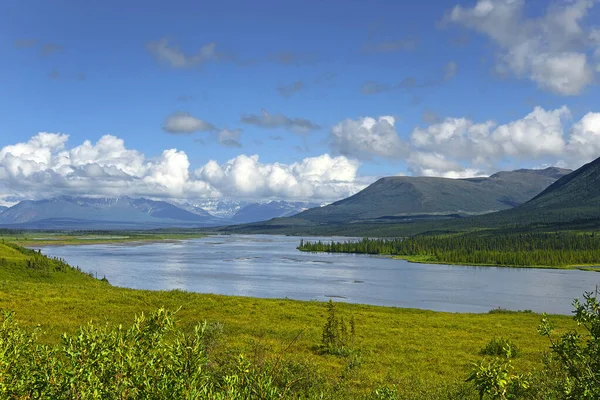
[1,0,600,206]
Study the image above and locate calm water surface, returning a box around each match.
[37,235,598,314]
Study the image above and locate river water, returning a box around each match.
[36,235,598,314]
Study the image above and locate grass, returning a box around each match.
[390,254,600,271]
[0,241,579,397]
[0,231,206,247]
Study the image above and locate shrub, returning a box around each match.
[479,337,519,358]
[320,299,356,357]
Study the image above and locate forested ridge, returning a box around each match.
[298,233,600,267]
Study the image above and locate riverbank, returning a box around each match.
[0,240,579,398]
[390,254,600,271]
[0,231,206,247]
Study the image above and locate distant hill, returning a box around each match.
[0,196,225,229]
[231,201,321,224]
[290,167,571,224]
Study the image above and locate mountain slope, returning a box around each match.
[0,196,225,229]
[474,158,600,226]
[0,206,6,214]
[292,168,571,224]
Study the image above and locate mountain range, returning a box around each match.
[0,206,7,214]
[220,159,600,236]
[0,197,321,229]
[1,164,589,232]
[292,167,570,224]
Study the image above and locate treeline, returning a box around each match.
[297,232,600,267]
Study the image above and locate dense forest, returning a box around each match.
[298,232,600,267]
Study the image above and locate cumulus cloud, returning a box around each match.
[448,0,598,95]
[241,110,320,134]
[195,154,362,200]
[567,112,600,158]
[330,116,408,160]
[407,152,483,178]
[162,112,217,134]
[406,106,600,176]
[146,39,221,68]
[0,133,365,202]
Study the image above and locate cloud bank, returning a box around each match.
[329,106,600,177]
[0,133,364,204]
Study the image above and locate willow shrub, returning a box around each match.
[0,308,324,399]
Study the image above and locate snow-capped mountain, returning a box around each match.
[179,199,323,224]
[0,197,325,229]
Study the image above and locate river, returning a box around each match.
[36,234,598,314]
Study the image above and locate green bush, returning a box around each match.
[479,337,519,358]
[0,308,325,399]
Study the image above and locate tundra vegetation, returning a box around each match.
[0,241,597,398]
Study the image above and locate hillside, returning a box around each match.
[294,168,569,224]
[0,241,101,283]
[468,157,600,228]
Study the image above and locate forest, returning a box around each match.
[297,232,600,267]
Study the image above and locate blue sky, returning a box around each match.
[1,0,600,205]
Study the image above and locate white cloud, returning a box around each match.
[195,154,362,200]
[567,112,600,158]
[146,39,219,68]
[406,106,598,175]
[217,129,242,147]
[0,133,365,202]
[240,110,320,134]
[491,106,569,157]
[407,152,483,178]
[448,0,598,95]
[162,112,217,134]
[330,116,407,160]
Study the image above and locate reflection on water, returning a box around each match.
[35,235,599,315]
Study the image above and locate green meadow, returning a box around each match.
[0,240,583,398]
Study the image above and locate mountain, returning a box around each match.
[290,167,571,224]
[231,201,321,224]
[180,199,323,224]
[472,158,600,227]
[183,199,247,219]
[0,196,226,229]
[0,206,6,214]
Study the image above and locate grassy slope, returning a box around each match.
[0,241,577,396]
